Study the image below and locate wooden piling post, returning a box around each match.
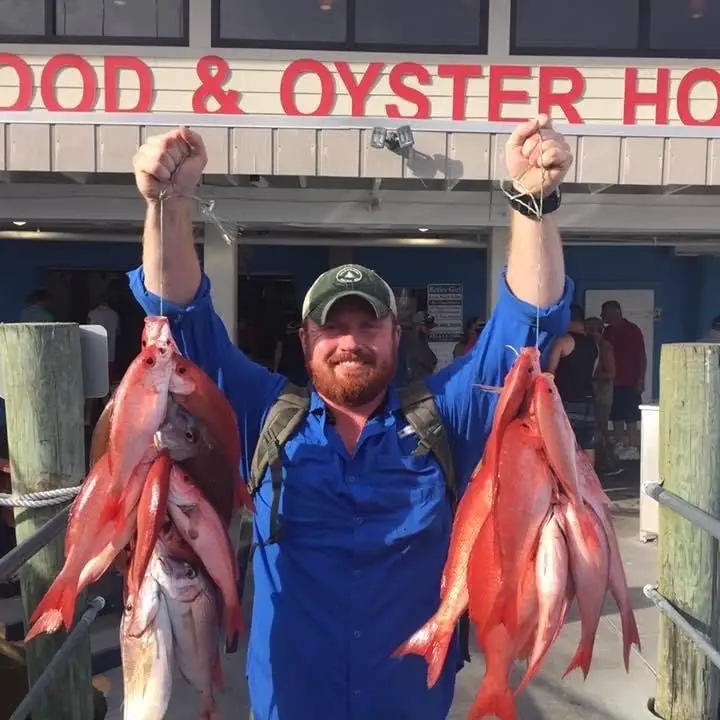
[654,343,720,720]
[0,323,94,720]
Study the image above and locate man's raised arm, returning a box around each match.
[132,126,206,306]
[505,115,572,308]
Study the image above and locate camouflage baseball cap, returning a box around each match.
[301,264,398,326]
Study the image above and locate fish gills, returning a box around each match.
[169,353,254,513]
[560,501,610,679]
[515,510,569,695]
[121,572,174,720]
[127,452,173,611]
[392,461,494,688]
[107,344,174,517]
[167,466,245,646]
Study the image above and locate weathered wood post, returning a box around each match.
[654,343,720,720]
[0,323,94,720]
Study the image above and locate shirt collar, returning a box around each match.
[308,385,401,421]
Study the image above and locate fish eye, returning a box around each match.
[183,564,196,579]
[177,365,187,375]
[184,429,196,443]
[144,356,155,366]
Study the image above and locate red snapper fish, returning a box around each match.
[393,347,540,687]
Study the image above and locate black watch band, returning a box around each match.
[507,188,562,219]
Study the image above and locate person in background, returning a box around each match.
[88,283,121,384]
[453,316,484,359]
[701,314,720,342]
[395,311,438,386]
[276,318,308,386]
[601,300,646,461]
[548,304,598,464]
[20,289,53,322]
[585,315,620,475]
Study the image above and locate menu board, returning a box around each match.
[426,283,464,343]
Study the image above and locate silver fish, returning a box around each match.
[120,563,174,720]
[152,536,223,720]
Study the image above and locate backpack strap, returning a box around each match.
[249,381,310,545]
[398,380,458,512]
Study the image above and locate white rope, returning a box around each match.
[0,486,81,507]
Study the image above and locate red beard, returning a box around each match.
[308,349,397,408]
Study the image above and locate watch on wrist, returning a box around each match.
[507,187,562,220]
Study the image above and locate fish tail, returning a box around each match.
[562,638,595,680]
[27,573,77,631]
[225,602,245,648]
[24,609,64,642]
[392,619,452,689]
[622,610,642,672]
[212,651,225,691]
[469,683,517,720]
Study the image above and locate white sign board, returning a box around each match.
[427,283,464,343]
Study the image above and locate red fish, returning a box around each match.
[560,501,610,679]
[484,416,552,639]
[128,451,173,606]
[169,352,254,513]
[515,509,569,694]
[467,521,538,720]
[26,455,114,639]
[142,315,179,353]
[530,372,584,508]
[166,465,245,645]
[393,349,540,686]
[105,344,178,523]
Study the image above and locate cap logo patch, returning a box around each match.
[335,267,363,284]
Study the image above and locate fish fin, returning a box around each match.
[28,574,77,632]
[224,602,245,650]
[473,384,502,394]
[622,610,642,672]
[562,639,594,680]
[24,609,64,642]
[469,684,517,720]
[392,619,452,689]
[212,652,225,691]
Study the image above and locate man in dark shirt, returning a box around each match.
[602,300,647,461]
[548,303,599,464]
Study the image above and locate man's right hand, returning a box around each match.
[133,126,207,202]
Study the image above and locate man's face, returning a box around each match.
[300,297,399,408]
[601,306,621,325]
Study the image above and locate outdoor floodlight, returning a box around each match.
[370,125,415,152]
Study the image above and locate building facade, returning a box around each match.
[1,0,720,410]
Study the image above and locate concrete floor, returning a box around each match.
[95,461,661,720]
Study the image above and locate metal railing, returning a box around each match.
[0,485,105,719]
[642,480,720,672]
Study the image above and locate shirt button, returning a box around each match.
[355,516,363,525]
[352,690,361,697]
[353,568,361,577]
[353,630,361,639]
[348,475,356,483]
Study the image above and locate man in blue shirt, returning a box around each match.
[128,116,574,720]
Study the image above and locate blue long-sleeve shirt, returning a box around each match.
[127,266,573,720]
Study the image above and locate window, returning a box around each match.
[512,0,720,57]
[649,0,720,55]
[511,0,640,54]
[0,0,188,44]
[213,0,489,52]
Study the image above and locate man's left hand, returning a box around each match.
[505,114,574,197]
